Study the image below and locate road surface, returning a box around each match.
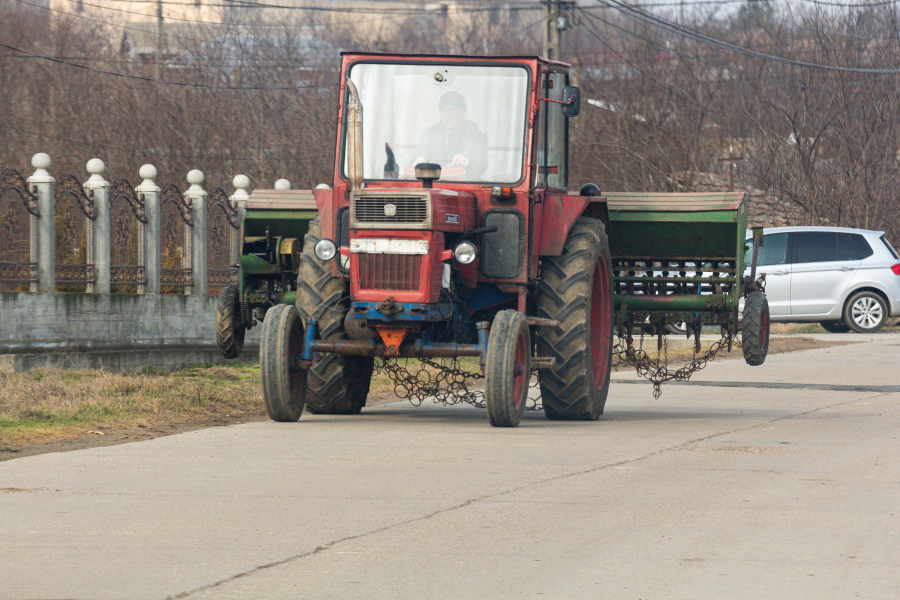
[2,333,899,599]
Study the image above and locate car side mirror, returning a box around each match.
[561,86,580,117]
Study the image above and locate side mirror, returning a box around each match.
[561,86,581,117]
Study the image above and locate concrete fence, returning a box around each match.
[0,153,253,296]
[0,154,276,372]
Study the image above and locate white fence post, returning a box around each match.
[230,175,250,270]
[185,169,207,296]
[85,158,110,294]
[27,153,55,293]
[137,165,160,294]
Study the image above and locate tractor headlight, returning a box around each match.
[314,238,336,261]
[453,241,477,265]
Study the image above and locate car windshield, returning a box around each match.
[343,63,529,184]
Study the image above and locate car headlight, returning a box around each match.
[314,239,337,261]
[453,241,477,265]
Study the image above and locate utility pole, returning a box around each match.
[155,0,163,79]
[543,0,562,61]
[543,1,575,61]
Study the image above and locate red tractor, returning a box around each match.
[258,52,770,427]
[259,52,612,428]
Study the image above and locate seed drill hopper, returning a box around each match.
[605,191,769,372]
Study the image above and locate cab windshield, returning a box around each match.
[343,62,529,184]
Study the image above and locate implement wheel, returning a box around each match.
[742,291,770,366]
[260,304,307,422]
[536,217,614,421]
[485,310,531,428]
[296,219,374,414]
[215,285,245,359]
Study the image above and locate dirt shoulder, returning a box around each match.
[0,335,860,461]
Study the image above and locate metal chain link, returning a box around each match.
[612,328,740,399]
[374,327,742,406]
[374,357,543,410]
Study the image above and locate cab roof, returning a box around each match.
[340,51,571,69]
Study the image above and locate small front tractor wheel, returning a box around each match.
[296,219,374,414]
[485,310,531,428]
[215,285,245,359]
[741,291,770,366]
[536,217,614,421]
[260,304,307,422]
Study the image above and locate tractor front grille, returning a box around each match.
[350,192,430,229]
[357,253,422,291]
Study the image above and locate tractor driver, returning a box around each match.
[414,91,488,180]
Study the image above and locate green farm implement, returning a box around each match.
[215,188,319,359]
[605,191,769,378]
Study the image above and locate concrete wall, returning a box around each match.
[0,292,259,372]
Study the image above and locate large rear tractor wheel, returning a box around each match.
[296,219,374,414]
[485,310,531,428]
[741,291,770,366]
[536,217,614,421]
[260,304,307,422]
[215,285,245,359]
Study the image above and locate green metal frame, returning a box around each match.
[605,192,748,332]
[238,206,319,322]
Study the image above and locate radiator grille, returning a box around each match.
[351,194,429,227]
[358,253,422,291]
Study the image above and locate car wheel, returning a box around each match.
[843,291,888,333]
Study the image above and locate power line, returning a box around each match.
[55,0,419,26]
[799,0,899,7]
[594,0,900,74]
[14,0,238,47]
[576,7,893,89]
[0,41,334,90]
[74,0,543,14]
[217,0,542,14]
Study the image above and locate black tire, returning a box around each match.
[819,320,850,333]
[485,310,531,428]
[296,219,374,414]
[741,291,770,366]
[536,217,614,421]
[260,304,307,422]
[843,291,888,333]
[665,322,688,335]
[215,285,245,359]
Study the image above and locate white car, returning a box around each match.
[744,226,900,332]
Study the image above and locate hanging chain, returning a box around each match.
[374,324,742,406]
[374,357,543,410]
[613,328,740,399]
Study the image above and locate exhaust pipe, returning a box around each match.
[346,79,364,191]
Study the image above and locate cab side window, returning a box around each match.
[536,71,568,189]
[757,233,789,266]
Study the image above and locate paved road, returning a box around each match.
[3,334,899,599]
